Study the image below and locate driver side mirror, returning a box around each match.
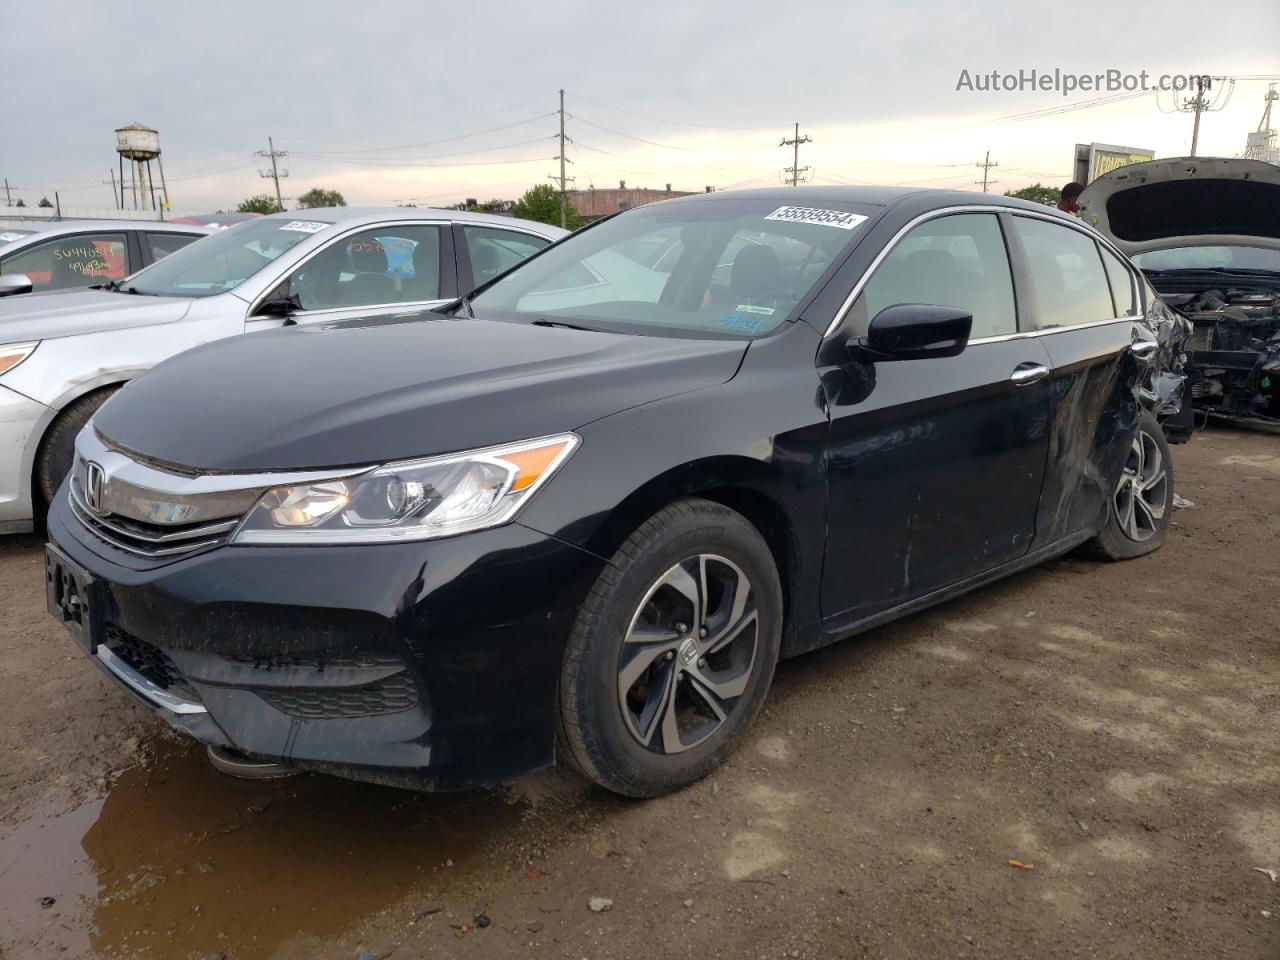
[0,273,33,298]
[255,289,301,317]
[849,304,972,362]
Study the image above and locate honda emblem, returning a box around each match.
[84,461,107,515]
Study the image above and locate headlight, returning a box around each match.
[232,433,578,544]
[0,341,38,376]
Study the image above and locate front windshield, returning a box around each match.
[1132,245,1280,274]
[468,197,875,338]
[126,217,334,297]
[0,228,36,250]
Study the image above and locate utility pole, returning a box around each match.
[974,150,999,192]
[2,179,9,206]
[780,123,812,186]
[257,137,289,211]
[1176,75,1232,158]
[548,89,574,228]
[103,171,119,210]
[1187,76,1207,157]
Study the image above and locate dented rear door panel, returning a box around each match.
[1030,318,1146,547]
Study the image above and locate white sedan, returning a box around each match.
[0,207,565,532]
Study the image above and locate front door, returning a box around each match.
[818,211,1052,623]
[248,223,456,330]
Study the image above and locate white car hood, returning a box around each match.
[0,288,194,343]
[1078,157,1280,257]
[1078,157,1280,256]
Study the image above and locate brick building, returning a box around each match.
[567,181,709,222]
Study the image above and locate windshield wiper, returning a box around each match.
[1144,267,1280,278]
[531,319,595,331]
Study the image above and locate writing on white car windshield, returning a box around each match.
[123,219,333,298]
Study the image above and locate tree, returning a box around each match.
[37,197,53,208]
[511,184,581,229]
[14,199,24,208]
[1004,183,1060,207]
[296,187,346,209]
[238,194,284,214]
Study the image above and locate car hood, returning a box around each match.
[0,287,194,342]
[1078,157,1280,256]
[95,315,750,472]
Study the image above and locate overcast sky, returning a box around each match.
[2,0,1277,213]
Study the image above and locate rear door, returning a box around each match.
[141,231,205,267]
[1005,214,1147,547]
[454,224,552,292]
[819,211,1053,622]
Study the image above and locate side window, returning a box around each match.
[146,232,200,263]
[1012,217,1116,329]
[0,233,127,292]
[462,227,549,285]
[285,225,442,311]
[1098,244,1136,316]
[858,213,1016,339]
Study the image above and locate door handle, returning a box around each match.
[1010,362,1050,385]
[1130,339,1159,359]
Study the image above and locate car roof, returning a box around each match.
[256,207,569,237]
[645,184,1073,217]
[0,219,213,236]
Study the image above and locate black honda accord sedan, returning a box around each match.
[46,187,1179,797]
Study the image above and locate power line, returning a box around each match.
[780,123,812,186]
[289,93,559,144]
[567,114,700,151]
[292,153,554,169]
[298,115,554,157]
[292,137,554,167]
[568,94,777,132]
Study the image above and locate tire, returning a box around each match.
[557,498,783,798]
[1087,410,1174,560]
[36,387,118,506]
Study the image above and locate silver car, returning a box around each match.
[0,219,215,297]
[0,207,566,532]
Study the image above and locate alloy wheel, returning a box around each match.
[617,554,759,754]
[1114,428,1168,542]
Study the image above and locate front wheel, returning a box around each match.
[557,499,783,797]
[1087,411,1174,560]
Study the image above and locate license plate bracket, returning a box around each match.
[45,544,100,654]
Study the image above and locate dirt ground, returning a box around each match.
[2,426,1278,960]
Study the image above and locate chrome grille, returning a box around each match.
[65,428,364,560]
[69,482,237,557]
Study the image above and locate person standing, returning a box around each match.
[1058,182,1085,217]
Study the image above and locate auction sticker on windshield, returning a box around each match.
[764,206,868,230]
[278,220,330,234]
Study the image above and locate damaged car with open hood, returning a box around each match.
[1080,157,1280,431]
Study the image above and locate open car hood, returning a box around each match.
[1078,157,1280,257]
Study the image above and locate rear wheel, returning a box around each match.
[557,498,782,797]
[36,387,119,506]
[1088,411,1173,560]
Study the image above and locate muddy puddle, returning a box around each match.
[0,739,534,959]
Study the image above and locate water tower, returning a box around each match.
[114,123,169,212]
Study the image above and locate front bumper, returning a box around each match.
[48,491,605,790]
[0,383,51,532]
